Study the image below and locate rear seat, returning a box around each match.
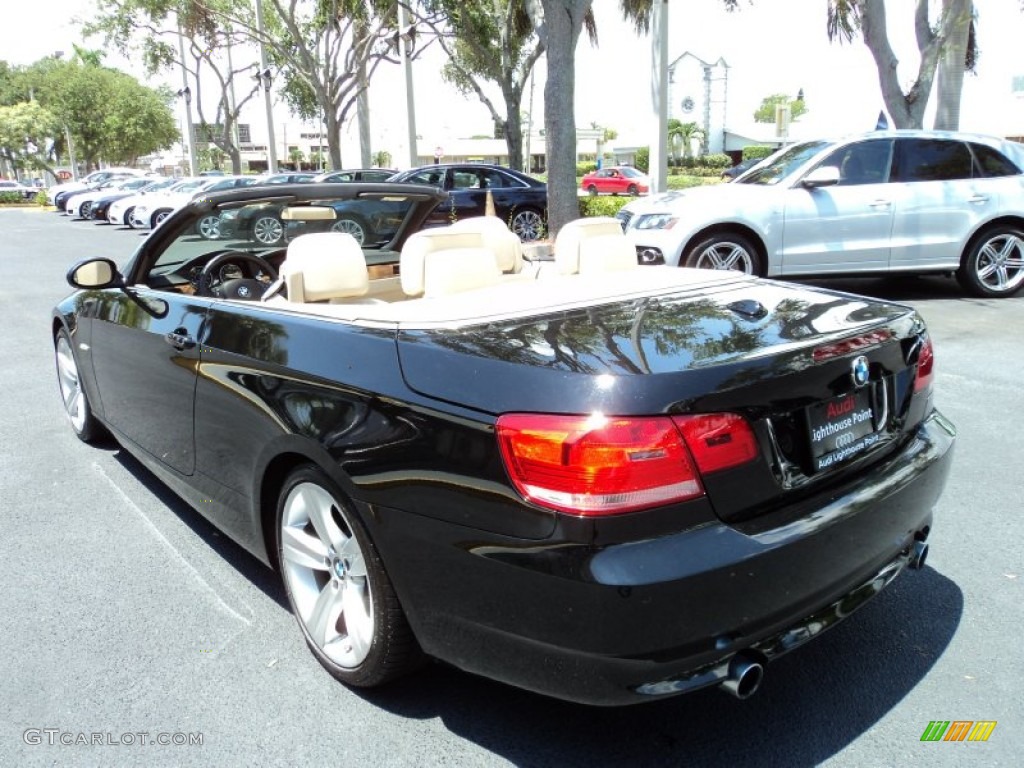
[549,217,638,276]
[400,228,503,298]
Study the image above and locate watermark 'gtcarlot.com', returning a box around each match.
[24,729,203,747]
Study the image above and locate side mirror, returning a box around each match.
[802,166,841,188]
[67,258,122,289]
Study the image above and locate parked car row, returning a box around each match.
[0,179,41,200]
[43,163,551,244]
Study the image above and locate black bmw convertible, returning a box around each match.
[52,182,955,705]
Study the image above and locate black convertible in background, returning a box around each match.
[53,183,955,706]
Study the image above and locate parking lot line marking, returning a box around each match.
[92,462,253,627]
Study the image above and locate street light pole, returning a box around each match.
[255,0,278,173]
[397,3,418,167]
[176,24,198,176]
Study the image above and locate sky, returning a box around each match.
[4,0,1024,160]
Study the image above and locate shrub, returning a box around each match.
[35,190,47,206]
[578,195,632,218]
[700,153,732,169]
[0,192,25,204]
[634,147,649,173]
[742,145,776,161]
[576,162,598,176]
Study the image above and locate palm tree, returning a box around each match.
[288,147,305,170]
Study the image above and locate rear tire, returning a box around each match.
[956,226,1024,297]
[683,233,763,276]
[510,208,545,242]
[587,185,598,197]
[276,465,422,688]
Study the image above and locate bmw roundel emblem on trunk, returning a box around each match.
[851,355,870,388]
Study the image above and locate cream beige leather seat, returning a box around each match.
[447,216,525,274]
[400,228,503,298]
[272,232,377,304]
[551,217,638,276]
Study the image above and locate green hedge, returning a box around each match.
[742,145,776,161]
[576,162,598,176]
[578,196,632,218]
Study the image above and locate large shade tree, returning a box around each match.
[89,1,265,174]
[827,0,976,129]
[417,0,546,171]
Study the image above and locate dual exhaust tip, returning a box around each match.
[719,537,930,700]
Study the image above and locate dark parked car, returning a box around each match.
[53,184,954,706]
[721,156,761,180]
[314,169,397,183]
[388,163,548,240]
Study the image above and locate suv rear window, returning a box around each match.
[892,139,972,182]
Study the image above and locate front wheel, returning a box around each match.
[197,214,221,240]
[152,209,172,229]
[510,208,545,242]
[55,330,105,442]
[277,466,421,688]
[627,184,639,196]
[331,217,367,245]
[683,233,763,275]
[252,215,283,245]
[957,227,1024,297]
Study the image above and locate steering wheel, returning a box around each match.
[198,251,279,300]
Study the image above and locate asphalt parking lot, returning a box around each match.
[1,207,1021,767]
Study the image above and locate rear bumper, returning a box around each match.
[373,409,955,705]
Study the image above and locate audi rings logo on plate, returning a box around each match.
[851,355,870,388]
[836,432,856,448]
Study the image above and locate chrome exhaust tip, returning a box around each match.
[909,541,929,571]
[719,654,764,700]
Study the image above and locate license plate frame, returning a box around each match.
[806,389,880,472]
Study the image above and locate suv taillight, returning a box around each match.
[496,412,757,516]
[914,337,934,393]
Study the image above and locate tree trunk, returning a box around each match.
[934,0,972,130]
[326,109,343,170]
[356,21,372,168]
[859,0,946,129]
[540,0,591,238]
[503,89,525,171]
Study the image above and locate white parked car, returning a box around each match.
[132,176,259,231]
[107,178,195,226]
[618,130,1024,297]
[46,168,144,206]
[0,179,39,200]
[64,177,154,219]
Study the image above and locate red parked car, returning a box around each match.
[581,166,650,196]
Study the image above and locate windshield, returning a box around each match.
[620,167,645,178]
[737,141,831,185]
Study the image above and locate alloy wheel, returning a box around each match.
[55,335,87,434]
[253,216,283,244]
[330,219,366,245]
[511,209,545,241]
[280,482,374,668]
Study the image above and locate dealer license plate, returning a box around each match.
[807,389,880,471]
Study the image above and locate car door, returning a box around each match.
[447,167,488,220]
[779,138,897,275]
[88,228,211,476]
[888,137,1002,271]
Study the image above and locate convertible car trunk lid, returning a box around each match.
[397,279,929,522]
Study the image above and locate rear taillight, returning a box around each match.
[914,337,934,393]
[672,413,759,474]
[496,412,757,516]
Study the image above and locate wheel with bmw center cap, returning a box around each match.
[54,329,105,442]
[276,465,421,687]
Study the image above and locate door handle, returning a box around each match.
[967,195,989,204]
[869,199,892,208]
[164,329,196,350]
